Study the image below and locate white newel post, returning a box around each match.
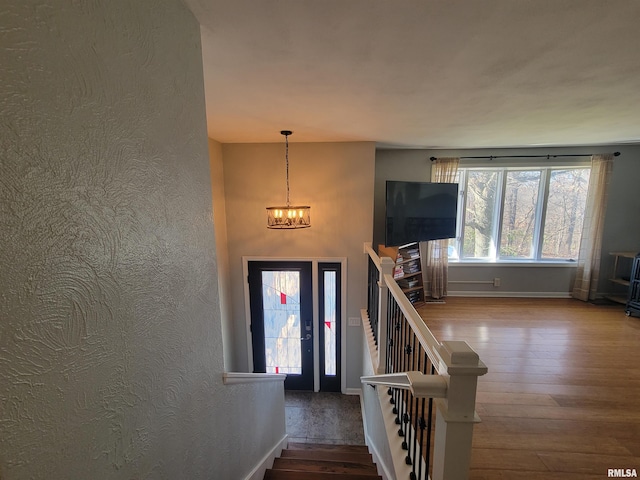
[432,340,488,480]
[376,257,395,374]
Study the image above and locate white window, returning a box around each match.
[449,166,590,262]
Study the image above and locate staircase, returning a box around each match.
[264,442,381,479]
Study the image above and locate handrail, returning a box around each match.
[222,372,286,385]
[361,371,448,398]
[365,241,383,351]
[364,241,381,269]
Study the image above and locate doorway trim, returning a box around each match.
[242,256,347,393]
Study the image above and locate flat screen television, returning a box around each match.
[385,181,458,247]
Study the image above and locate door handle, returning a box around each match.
[301,333,312,340]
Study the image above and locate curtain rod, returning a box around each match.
[430,152,620,161]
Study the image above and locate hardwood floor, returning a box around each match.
[415,297,640,479]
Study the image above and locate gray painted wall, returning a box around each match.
[375,145,640,297]
[0,1,284,478]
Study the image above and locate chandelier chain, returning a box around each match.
[266,129,309,228]
[285,132,290,206]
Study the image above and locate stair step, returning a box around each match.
[287,442,370,454]
[272,457,378,475]
[281,449,373,464]
[264,443,380,480]
[264,469,381,480]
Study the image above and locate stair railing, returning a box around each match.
[366,243,381,348]
[361,242,487,480]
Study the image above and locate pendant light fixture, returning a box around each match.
[266,130,311,229]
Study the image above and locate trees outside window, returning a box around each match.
[450,166,590,262]
[542,169,590,260]
[463,171,499,259]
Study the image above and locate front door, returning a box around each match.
[248,261,313,390]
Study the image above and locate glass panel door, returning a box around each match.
[261,270,302,374]
[248,261,313,390]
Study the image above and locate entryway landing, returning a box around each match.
[284,391,365,445]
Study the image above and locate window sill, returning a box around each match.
[449,260,578,268]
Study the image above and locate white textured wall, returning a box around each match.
[0,1,284,478]
[209,138,235,371]
[221,142,376,388]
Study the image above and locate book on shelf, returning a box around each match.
[397,278,419,289]
[401,248,420,260]
[403,261,420,274]
[393,265,404,279]
[407,290,422,304]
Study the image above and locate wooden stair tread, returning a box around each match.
[281,449,373,464]
[264,443,380,480]
[287,443,369,454]
[264,470,381,480]
[272,457,378,475]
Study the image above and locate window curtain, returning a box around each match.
[420,157,459,299]
[572,154,614,301]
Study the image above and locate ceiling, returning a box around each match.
[184,0,640,148]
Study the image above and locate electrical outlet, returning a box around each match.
[348,317,361,327]
[493,277,501,287]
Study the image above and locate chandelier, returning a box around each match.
[266,130,311,229]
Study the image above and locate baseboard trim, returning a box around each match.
[364,425,394,480]
[244,433,288,480]
[345,387,362,396]
[363,386,413,480]
[359,392,369,451]
[360,390,395,480]
[448,291,572,298]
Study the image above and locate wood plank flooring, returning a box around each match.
[265,443,381,479]
[415,297,640,479]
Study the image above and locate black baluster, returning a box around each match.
[424,362,436,478]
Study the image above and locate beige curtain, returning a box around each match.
[420,157,459,299]
[572,154,614,301]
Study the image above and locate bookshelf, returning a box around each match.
[378,242,425,306]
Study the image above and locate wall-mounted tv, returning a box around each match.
[385,181,458,247]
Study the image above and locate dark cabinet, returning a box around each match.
[626,253,640,317]
[607,252,635,304]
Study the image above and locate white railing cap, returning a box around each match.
[437,341,488,376]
